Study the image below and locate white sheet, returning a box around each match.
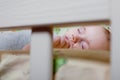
[0,54,30,80]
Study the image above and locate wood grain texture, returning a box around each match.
[0,0,110,28]
[0,50,29,55]
[0,49,110,63]
[53,49,110,63]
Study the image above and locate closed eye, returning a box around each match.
[80,41,89,49]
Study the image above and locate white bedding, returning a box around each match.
[0,30,31,50]
[0,54,30,80]
[55,59,110,80]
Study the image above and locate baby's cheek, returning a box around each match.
[72,43,82,49]
[89,41,107,50]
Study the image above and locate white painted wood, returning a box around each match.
[111,0,120,80]
[0,0,110,28]
[30,32,52,80]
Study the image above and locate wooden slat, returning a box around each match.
[0,50,29,55]
[53,49,110,63]
[0,0,110,28]
[53,20,110,28]
[0,27,31,31]
[0,49,110,63]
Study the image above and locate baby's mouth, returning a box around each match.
[64,35,76,49]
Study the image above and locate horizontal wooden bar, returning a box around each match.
[0,49,110,63]
[53,20,110,28]
[0,50,29,55]
[0,20,109,30]
[0,27,31,31]
[53,49,110,63]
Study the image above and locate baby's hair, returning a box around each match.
[104,28,111,41]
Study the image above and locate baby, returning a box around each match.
[23,26,110,51]
[53,26,110,50]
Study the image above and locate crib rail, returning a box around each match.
[0,49,110,63]
[53,49,110,63]
[0,50,29,55]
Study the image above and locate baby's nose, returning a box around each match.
[72,34,81,43]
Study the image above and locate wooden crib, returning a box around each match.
[0,0,120,80]
[0,48,110,80]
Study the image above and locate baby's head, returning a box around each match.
[64,26,110,50]
[23,26,111,51]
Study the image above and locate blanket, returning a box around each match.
[0,54,30,80]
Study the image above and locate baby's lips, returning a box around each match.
[64,35,76,48]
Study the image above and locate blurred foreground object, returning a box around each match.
[0,54,30,80]
[54,49,110,80]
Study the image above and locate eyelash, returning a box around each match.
[80,40,88,49]
[81,44,84,49]
[80,41,84,49]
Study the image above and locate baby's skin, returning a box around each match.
[53,26,110,50]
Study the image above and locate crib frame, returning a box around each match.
[0,0,120,80]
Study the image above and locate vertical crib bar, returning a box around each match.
[30,27,52,80]
[111,0,120,80]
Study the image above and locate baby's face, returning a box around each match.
[65,26,110,50]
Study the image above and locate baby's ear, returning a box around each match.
[22,44,30,51]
